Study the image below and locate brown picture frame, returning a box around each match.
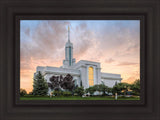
[0,0,159,120]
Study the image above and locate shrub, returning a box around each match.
[53,90,63,96]
[112,82,130,95]
[85,87,95,96]
[97,84,108,96]
[74,87,84,96]
[24,94,34,97]
[28,91,33,95]
[20,88,27,96]
[62,91,72,96]
[86,84,109,96]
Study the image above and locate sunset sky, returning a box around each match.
[20,20,140,93]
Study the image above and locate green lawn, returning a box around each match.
[20,96,140,100]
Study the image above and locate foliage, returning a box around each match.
[28,91,33,95]
[130,79,140,95]
[85,84,109,96]
[20,88,27,96]
[33,71,48,96]
[112,82,130,95]
[52,90,72,96]
[48,75,63,90]
[52,90,63,96]
[97,84,109,96]
[74,87,85,96]
[61,74,76,91]
[62,91,72,96]
[85,86,95,95]
[107,87,113,93]
[92,85,100,91]
[48,74,76,92]
[111,80,140,96]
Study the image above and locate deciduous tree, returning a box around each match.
[130,79,140,95]
[48,74,76,92]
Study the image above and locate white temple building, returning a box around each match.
[34,26,122,90]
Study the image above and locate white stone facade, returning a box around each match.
[34,26,122,90]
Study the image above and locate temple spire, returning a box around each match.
[63,25,75,68]
[68,25,70,42]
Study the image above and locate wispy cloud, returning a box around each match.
[105,58,115,63]
[117,62,138,66]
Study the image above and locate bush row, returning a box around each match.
[52,91,72,96]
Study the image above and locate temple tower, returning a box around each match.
[63,25,76,68]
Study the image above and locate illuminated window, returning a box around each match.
[88,67,94,86]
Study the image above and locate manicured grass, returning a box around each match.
[20,96,140,100]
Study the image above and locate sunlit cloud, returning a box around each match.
[117,62,138,66]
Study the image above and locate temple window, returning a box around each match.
[88,66,94,86]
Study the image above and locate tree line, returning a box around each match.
[20,72,140,97]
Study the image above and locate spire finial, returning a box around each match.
[68,25,70,42]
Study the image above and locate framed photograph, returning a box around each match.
[0,0,160,120]
[19,20,141,102]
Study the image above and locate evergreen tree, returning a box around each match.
[33,71,48,96]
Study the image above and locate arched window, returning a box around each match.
[88,67,94,86]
